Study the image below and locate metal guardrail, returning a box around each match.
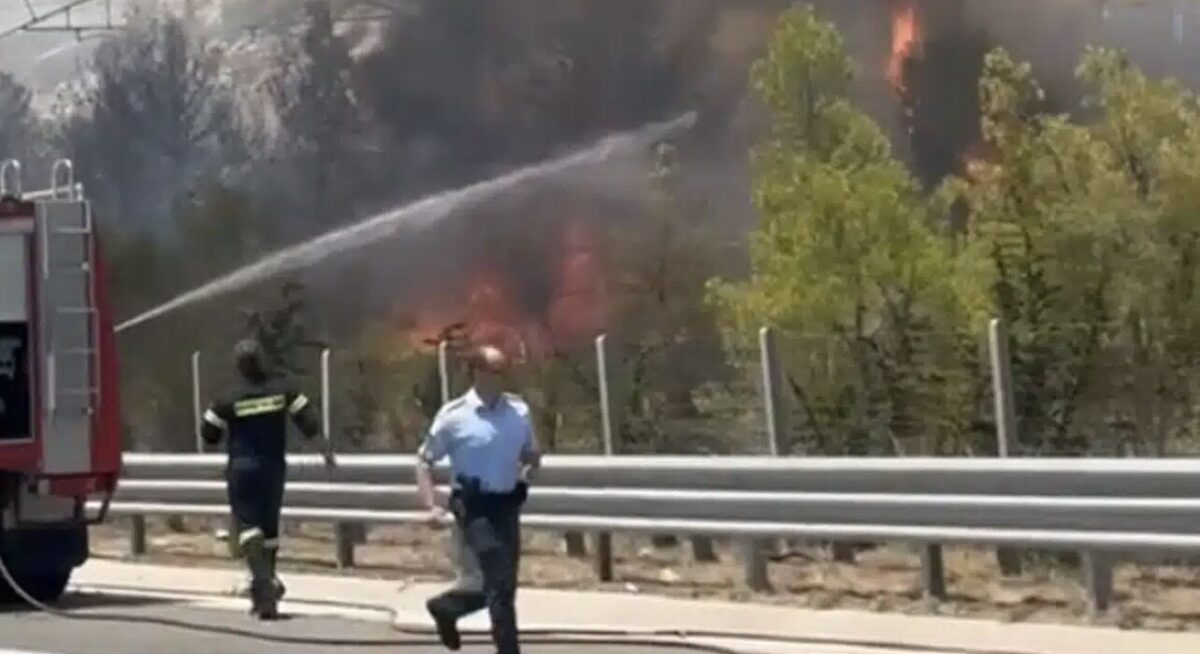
[120,453,1200,495]
[100,453,1200,616]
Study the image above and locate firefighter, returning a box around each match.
[418,344,541,654]
[199,339,336,619]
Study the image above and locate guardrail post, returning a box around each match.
[593,335,616,581]
[740,327,785,591]
[1083,551,1113,618]
[988,319,1023,577]
[920,544,947,602]
[227,514,241,559]
[130,516,147,556]
[740,540,771,592]
[563,535,588,557]
[335,523,358,569]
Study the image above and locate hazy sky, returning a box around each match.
[4,0,1200,99]
[0,0,133,86]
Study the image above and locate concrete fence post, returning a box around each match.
[593,335,616,581]
[192,351,203,453]
[171,351,199,536]
[324,349,362,568]
[760,327,785,457]
[989,319,1023,578]
[741,327,784,591]
[437,341,451,404]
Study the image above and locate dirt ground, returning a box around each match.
[89,518,1200,632]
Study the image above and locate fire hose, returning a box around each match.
[0,552,1041,654]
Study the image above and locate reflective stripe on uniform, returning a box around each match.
[288,393,310,415]
[239,527,265,545]
[233,395,287,417]
[263,538,280,550]
[203,409,228,430]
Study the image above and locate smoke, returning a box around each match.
[115,111,697,333]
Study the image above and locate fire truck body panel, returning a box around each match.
[0,167,120,600]
[0,199,43,471]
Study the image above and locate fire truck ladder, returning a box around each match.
[38,160,99,474]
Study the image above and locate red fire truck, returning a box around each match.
[0,160,120,600]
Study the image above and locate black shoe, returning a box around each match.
[425,599,461,651]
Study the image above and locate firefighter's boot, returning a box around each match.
[242,534,278,620]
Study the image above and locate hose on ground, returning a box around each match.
[1,558,1032,654]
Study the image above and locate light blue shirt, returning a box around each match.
[418,388,536,493]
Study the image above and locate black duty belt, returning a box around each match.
[453,476,529,514]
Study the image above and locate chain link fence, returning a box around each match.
[775,328,992,457]
[145,317,1200,459]
[1009,320,1200,457]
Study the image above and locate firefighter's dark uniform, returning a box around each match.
[421,389,534,654]
[200,377,319,618]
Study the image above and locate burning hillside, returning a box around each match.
[402,220,609,361]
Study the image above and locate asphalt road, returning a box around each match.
[0,593,745,654]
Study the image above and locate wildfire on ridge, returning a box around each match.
[887,3,921,93]
[403,221,608,362]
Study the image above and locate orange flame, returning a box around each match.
[403,222,608,361]
[887,3,921,92]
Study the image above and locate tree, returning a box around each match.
[604,142,736,455]
[267,0,364,229]
[0,73,37,168]
[57,10,238,234]
[244,281,321,378]
[940,49,1145,455]
[709,8,989,458]
[1071,48,1200,455]
[518,0,707,150]
[355,0,720,194]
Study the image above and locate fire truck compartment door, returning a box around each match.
[37,200,96,475]
[0,235,32,443]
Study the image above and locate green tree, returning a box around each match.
[267,0,363,229]
[1071,48,1200,454]
[941,49,1145,455]
[604,142,735,454]
[709,7,988,457]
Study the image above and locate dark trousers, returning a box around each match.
[226,461,286,610]
[429,494,522,654]
[226,461,286,543]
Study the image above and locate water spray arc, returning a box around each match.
[114,112,698,334]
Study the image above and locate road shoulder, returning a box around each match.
[75,559,1200,654]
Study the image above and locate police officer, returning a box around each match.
[200,339,335,619]
[417,344,541,654]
